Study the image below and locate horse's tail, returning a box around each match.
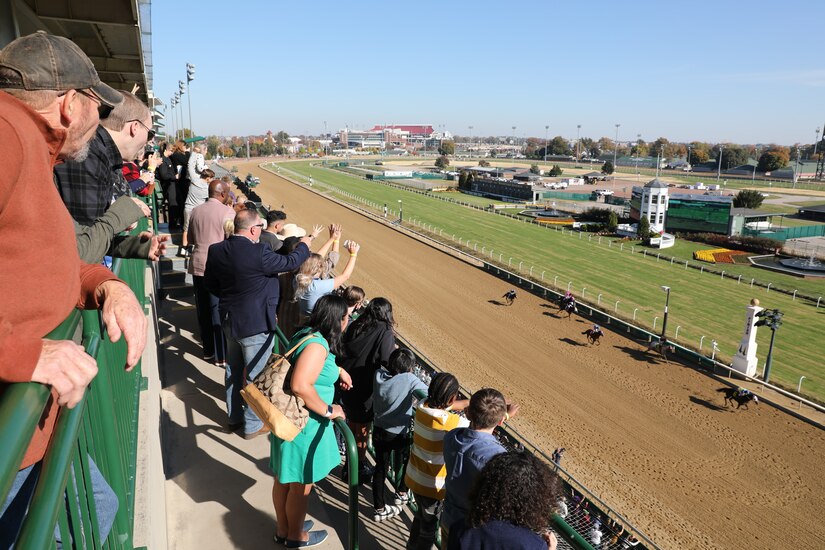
[582,330,590,335]
[716,388,729,393]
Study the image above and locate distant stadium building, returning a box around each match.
[336,124,450,151]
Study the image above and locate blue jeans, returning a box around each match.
[0,456,118,549]
[223,323,275,435]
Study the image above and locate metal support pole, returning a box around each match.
[764,328,777,383]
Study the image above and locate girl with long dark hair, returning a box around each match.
[339,297,397,474]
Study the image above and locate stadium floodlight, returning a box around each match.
[186,63,195,82]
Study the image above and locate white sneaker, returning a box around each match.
[393,492,413,505]
[373,505,402,522]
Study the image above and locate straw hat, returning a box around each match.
[279,223,306,238]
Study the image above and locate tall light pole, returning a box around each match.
[170,96,176,139]
[544,125,549,163]
[186,63,195,136]
[636,133,642,181]
[468,125,474,157]
[613,123,621,175]
[576,124,581,163]
[755,308,783,383]
[174,92,182,139]
[716,145,724,183]
[177,80,186,137]
[753,146,759,183]
[813,127,821,159]
[687,144,692,168]
[512,126,517,158]
[793,146,800,188]
[660,285,671,342]
[398,199,403,223]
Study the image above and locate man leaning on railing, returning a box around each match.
[0,32,147,544]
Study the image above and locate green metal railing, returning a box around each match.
[0,222,150,549]
[274,327,361,550]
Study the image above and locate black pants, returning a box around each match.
[193,275,225,361]
[372,427,411,510]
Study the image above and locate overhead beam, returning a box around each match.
[35,15,136,27]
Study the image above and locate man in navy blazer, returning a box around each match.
[204,208,313,438]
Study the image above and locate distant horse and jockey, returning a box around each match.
[717,387,759,409]
[558,292,577,319]
[646,338,675,362]
[503,289,518,306]
[582,325,604,346]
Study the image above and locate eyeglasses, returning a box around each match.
[129,119,156,141]
[253,223,265,230]
[64,89,114,119]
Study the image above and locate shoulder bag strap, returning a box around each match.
[284,332,321,359]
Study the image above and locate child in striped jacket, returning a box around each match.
[404,372,470,550]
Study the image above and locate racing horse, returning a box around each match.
[582,328,603,346]
[559,296,577,319]
[717,387,759,409]
[646,339,675,361]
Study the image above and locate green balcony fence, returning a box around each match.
[0,222,150,549]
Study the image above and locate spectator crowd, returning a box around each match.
[0,31,598,550]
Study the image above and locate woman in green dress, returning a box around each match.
[270,294,353,548]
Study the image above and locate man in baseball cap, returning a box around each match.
[0,32,144,546]
[0,30,121,108]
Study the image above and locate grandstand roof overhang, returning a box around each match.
[3,0,153,106]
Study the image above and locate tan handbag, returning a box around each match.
[240,333,318,441]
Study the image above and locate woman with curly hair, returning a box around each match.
[447,450,563,550]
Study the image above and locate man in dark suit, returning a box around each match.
[204,208,313,438]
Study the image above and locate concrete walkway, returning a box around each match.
[156,231,411,549]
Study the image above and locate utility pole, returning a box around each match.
[512,126,517,158]
[544,125,549,163]
[613,123,621,175]
[468,125,473,157]
[576,124,581,163]
[793,146,800,188]
[755,308,783,383]
[717,145,724,183]
[186,63,195,136]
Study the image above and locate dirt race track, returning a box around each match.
[239,161,825,549]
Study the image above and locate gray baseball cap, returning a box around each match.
[0,31,122,107]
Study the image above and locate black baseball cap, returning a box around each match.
[0,31,121,108]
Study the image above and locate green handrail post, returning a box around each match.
[80,309,134,548]
[0,310,79,506]
[14,334,98,549]
[333,418,359,550]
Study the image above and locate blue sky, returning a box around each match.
[151,1,825,145]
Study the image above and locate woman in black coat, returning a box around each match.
[338,297,396,472]
[156,142,179,228]
[169,140,190,236]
